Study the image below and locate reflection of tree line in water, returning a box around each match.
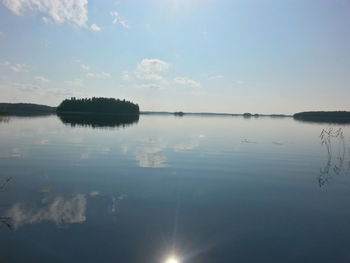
[319,128,350,187]
[57,113,139,128]
[0,177,12,229]
[0,116,10,123]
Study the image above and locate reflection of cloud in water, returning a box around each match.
[81,152,90,159]
[6,194,87,229]
[89,191,99,196]
[173,141,199,152]
[173,134,205,152]
[0,148,23,158]
[36,139,49,145]
[120,145,129,155]
[136,146,167,168]
[134,135,206,167]
[111,194,127,213]
[80,147,110,159]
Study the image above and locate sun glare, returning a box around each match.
[165,256,180,263]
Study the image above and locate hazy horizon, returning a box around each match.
[1,0,349,114]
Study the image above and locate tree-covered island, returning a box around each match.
[56,97,140,115]
[293,111,350,123]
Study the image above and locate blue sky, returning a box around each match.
[0,0,349,114]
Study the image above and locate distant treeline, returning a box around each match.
[0,103,56,115]
[57,97,140,115]
[294,111,350,123]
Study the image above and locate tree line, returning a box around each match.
[57,97,140,115]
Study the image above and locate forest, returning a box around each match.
[293,111,350,123]
[56,97,140,115]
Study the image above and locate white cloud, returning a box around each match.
[136,83,162,90]
[10,63,29,72]
[14,83,39,92]
[138,73,165,82]
[89,191,99,196]
[121,71,129,81]
[2,0,89,27]
[45,88,78,96]
[111,11,129,29]
[209,75,224,80]
[137,58,170,73]
[86,72,111,79]
[35,76,50,83]
[81,64,90,70]
[5,194,87,229]
[90,23,101,32]
[0,61,29,73]
[0,32,4,36]
[174,77,200,88]
[135,59,170,86]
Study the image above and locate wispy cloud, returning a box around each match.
[174,77,200,88]
[136,83,162,90]
[121,71,129,81]
[209,75,224,80]
[111,11,129,29]
[81,64,90,71]
[14,82,40,92]
[0,61,28,72]
[0,61,10,66]
[86,72,111,79]
[0,81,79,100]
[138,73,166,82]
[11,63,29,72]
[65,78,84,87]
[90,24,101,32]
[35,76,50,83]
[2,0,89,27]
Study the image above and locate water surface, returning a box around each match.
[1,114,350,263]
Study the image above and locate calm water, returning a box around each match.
[1,114,350,263]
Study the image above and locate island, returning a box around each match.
[174,111,184,116]
[56,97,140,115]
[56,97,140,128]
[293,111,350,123]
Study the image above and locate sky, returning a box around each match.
[0,0,349,114]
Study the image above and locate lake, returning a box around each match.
[1,114,350,263]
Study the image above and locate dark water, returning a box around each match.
[1,114,350,263]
